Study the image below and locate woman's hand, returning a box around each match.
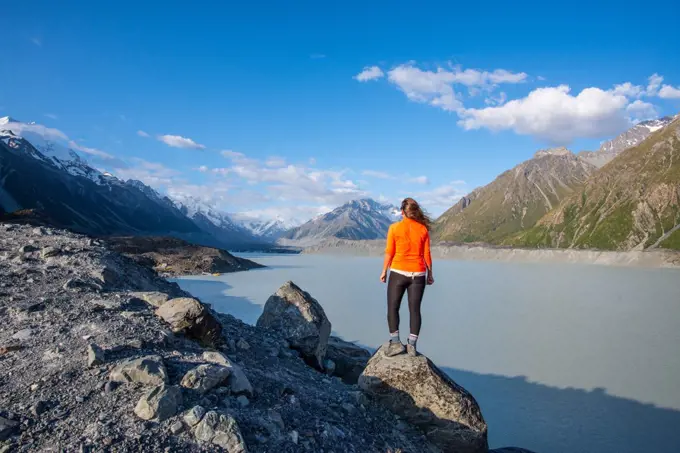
[427,273,435,285]
[380,270,387,283]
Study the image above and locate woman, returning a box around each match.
[380,197,434,357]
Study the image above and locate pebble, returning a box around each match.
[236,338,250,350]
[104,381,118,394]
[290,430,299,445]
[169,421,184,434]
[75,396,85,403]
[236,395,250,407]
[30,383,40,392]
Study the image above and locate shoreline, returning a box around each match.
[300,238,680,268]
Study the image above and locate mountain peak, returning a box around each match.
[0,116,18,126]
[534,147,572,159]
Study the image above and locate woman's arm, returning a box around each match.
[381,225,396,282]
[425,232,434,284]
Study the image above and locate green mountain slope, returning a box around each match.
[433,148,596,243]
[512,117,680,250]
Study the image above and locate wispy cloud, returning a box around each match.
[413,181,469,215]
[137,130,150,138]
[310,53,326,59]
[157,134,205,150]
[408,175,429,185]
[362,170,394,179]
[44,113,58,120]
[354,66,385,82]
[31,37,42,47]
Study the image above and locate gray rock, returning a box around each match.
[104,381,118,394]
[155,297,223,347]
[0,416,19,441]
[109,355,168,386]
[63,278,103,292]
[183,405,206,427]
[129,291,170,308]
[170,420,185,434]
[256,281,331,369]
[31,400,48,416]
[359,345,488,453]
[268,409,285,431]
[202,351,253,397]
[180,364,230,394]
[290,430,299,445]
[11,328,34,341]
[40,246,61,259]
[134,384,183,421]
[87,344,105,367]
[18,244,38,253]
[196,411,247,453]
[236,395,249,407]
[324,358,336,376]
[326,336,371,384]
[236,338,250,350]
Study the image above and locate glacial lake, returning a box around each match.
[175,254,680,453]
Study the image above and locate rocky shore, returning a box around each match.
[0,223,533,452]
[105,236,264,277]
[301,238,680,268]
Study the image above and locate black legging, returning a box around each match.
[387,271,426,335]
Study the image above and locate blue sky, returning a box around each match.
[2,1,680,223]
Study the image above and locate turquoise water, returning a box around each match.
[175,254,680,453]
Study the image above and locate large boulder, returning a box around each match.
[180,364,231,394]
[155,297,222,347]
[256,281,331,369]
[109,355,168,386]
[358,345,488,453]
[203,351,254,397]
[194,411,248,452]
[326,336,371,384]
[134,384,183,421]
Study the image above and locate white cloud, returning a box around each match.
[612,82,643,98]
[354,66,385,82]
[362,170,394,179]
[31,37,42,47]
[659,84,680,99]
[408,175,430,185]
[386,63,526,113]
[309,157,317,165]
[265,156,287,168]
[137,130,150,138]
[412,181,469,216]
[646,73,663,96]
[310,53,326,59]
[44,113,58,120]
[157,134,205,149]
[626,100,658,122]
[458,85,631,144]
[485,92,507,106]
[197,165,209,172]
[68,141,117,160]
[112,158,182,187]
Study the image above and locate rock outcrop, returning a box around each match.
[0,223,444,452]
[256,281,332,369]
[155,297,223,347]
[359,345,488,453]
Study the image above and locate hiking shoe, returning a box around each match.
[406,344,417,357]
[385,341,405,357]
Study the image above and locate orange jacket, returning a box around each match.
[384,218,432,273]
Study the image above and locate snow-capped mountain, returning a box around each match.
[0,119,200,237]
[579,116,675,168]
[172,195,264,246]
[0,116,110,184]
[278,198,401,246]
[235,217,298,241]
[0,116,270,249]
